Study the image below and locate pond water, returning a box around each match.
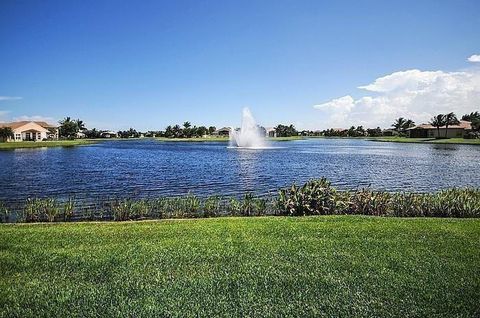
[1,138,479,207]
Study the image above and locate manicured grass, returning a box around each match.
[156,136,305,142]
[269,135,305,141]
[0,216,478,317]
[156,136,231,142]
[0,140,97,150]
[368,137,480,145]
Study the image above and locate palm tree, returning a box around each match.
[0,127,14,142]
[75,119,86,131]
[58,117,79,139]
[444,112,460,138]
[183,122,192,138]
[392,117,407,131]
[59,117,72,125]
[172,124,182,138]
[461,111,480,121]
[429,114,445,138]
[403,119,415,129]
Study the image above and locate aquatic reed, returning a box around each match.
[3,179,480,223]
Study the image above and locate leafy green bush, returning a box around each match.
[277,178,340,216]
[349,190,391,216]
[203,196,221,217]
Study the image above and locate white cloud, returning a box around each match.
[13,115,57,124]
[467,54,480,63]
[0,96,22,101]
[314,67,480,129]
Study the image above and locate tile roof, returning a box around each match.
[0,121,57,129]
[407,120,472,130]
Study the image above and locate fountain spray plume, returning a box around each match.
[229,108,267,148]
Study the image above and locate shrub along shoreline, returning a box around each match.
[1,178,479,223]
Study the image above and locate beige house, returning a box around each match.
[407,120,472,138]
[265,127,277,138]
[212,127,231,136]
[0,121,58,142]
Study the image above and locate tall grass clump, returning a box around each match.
[63,196,76,221]
[111,199,133,221]
[203,196,221,217]
[0,201,10,223]
[184,193,201,217]
[43,198,60,222]
[23,198,43,222]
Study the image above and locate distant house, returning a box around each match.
[382,129,399,136]
[265,127,277,138]
[213,127,231,136]
[100,131,118,138]
[0,121,58,142]
[407,120,472,138]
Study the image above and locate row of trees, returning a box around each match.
[319,110,479,139]
[58,117,86,139]
[274,124,298,137]
[391,117,416,131]
[49,110,480,141]
[322,126,383,137]
[162,122,217,138]
[429,111,480,138]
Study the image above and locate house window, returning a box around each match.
[16,134,21,140]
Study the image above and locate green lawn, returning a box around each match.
[0,140,97,149]
[1,216,478,317]
[368,137,480,145]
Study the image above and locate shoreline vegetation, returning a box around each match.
[0,136,306,149]
[155,136,305,142]
[367,136,480,145]
[2,179,479,223]
[2,135,480,150]
[1,216,479,316]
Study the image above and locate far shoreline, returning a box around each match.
[1,135,479,150]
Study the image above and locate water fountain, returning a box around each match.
[229,108,268,148]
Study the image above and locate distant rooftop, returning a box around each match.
[408,120,472,130]
[0,121,57,129]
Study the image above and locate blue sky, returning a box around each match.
[1,0,479,130]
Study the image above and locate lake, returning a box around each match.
[1,138,479,208]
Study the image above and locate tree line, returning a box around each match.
[320,110,479,138]
[3,111,478,142]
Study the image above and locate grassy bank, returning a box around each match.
[0,216,478,317]
[368,137,480,145]
[0,140,97,150]
[156,136,304,142]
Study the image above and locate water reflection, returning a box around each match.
[233,149,262,192]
